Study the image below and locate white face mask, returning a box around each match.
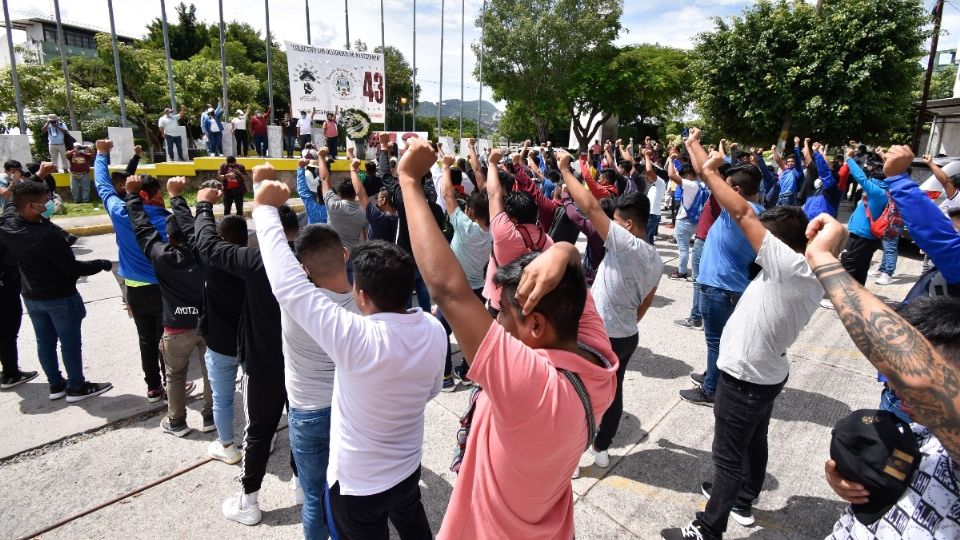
[814,178,823,190]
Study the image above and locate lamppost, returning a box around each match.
[400,97,408,131]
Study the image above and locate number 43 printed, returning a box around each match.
[362,72,384,104]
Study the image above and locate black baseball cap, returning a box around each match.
[830,409,920,525]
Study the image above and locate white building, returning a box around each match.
[0,16,135,66]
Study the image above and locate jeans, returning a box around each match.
[879,384,912,424]
[326,135,339,159]
[878,236,900,276]
[204,348,239,445]
[326,465,432,540]
[288,407,331,540]
[160,330,211,425]
[235,130,249,156]
[675,218,696,275]
[127,284,165,390]
[284,134,297,158]
[70,172,91,203]
[699,285,742,396]
[777,192,796,206]
[646,214,661,245]
[24,293,86,389]
[299,134,312,150]
[698,372,786,536]
[165,135,184,161]
[208,131,223,156]
[223,188,244,216]
[594,333,640,451]
[253,133,268,157]
[405,268,431,312]
[689,238,705,322]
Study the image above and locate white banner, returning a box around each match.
[285,42,385,122]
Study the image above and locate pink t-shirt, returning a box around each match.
[481,211,553,308]
[324,119,338,138]
[438,293,617,539]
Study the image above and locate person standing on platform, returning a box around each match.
[158,105,188,162]
[281,112,298,158]
[250,108,271,158]
[204,103,225,157]
[41,114,70,171]
[232,108,250,157]
[323,107,340,159]
[297,110,313,150]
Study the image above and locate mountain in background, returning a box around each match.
[414,99,501,124]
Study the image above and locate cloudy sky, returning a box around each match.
[5,0,959,108]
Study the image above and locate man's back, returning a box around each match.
[322,191,367,253]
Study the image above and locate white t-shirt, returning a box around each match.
[297,116,312,136]
[676,178,700,221]
[939,191,959,216]
[253,205,445,496]
[717,232,822,385]
[208,117,221,133]
[232,116,246,131]
[829,426,960,539]
[647,178,666,216]
[591,222,663,338]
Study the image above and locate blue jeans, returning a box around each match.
[284,134,297,157]
[204,348,239,444]
[646,214,661,245]
[253,133,268,157]
[690,238,705,322]
[878,236,900,275]
[209,131,223,156]
[675,218,696,274]
[70,172,91,202]
[879,385,912,424]
[164,134,184,161]
[24,293,86,389]
[777,192,796,206]
[288,407,331,540]
[699,285,742,396]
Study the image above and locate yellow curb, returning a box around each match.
[61,201,306,237]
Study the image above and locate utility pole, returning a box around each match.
[438,0,445,138]
[218,0,229,115]
[913,0,945,153]
[160,0,177,111]
[305,0,311,44]
[477,0,485,139]
[106,0,127,127]
[2,0,25,133]
[344,0,350,50]
[52,0,77,130]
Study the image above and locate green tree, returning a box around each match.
[929,65,957,100]
[413,116,480,142]
[374,45,419,129]
[475,0,622,141]
[143,2,211,61]
[693,0,929,145]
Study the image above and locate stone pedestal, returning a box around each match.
[163,125,188,161]
[221,123,235,157]
[0,134,32,165]
[267,125,282,158]
[107,127,135,166]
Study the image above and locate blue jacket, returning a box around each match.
[803,152,840,219]
[845,157,889,239]
[296,167,328,224]
[778,147,803,194]
[886,173,960,283]
[94,154,168,283]
[201,106,224,134]
[756,155,779,208]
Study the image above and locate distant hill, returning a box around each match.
[415,99,501,124]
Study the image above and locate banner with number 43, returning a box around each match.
[285,41,386,122]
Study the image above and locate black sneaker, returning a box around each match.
[668,272,688,281]
[679,385,714,407]
[49,380,68,400]
[674,318,703,330]
[441,376,457,393]
[65,381,113,403]
[700,482,756,526]
[200,414,217,433]
[661,520,716,540]
[689,372,705,386]
[161,415,192,437]
[454,364,474,387]
[1,370,39,389]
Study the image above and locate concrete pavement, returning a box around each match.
[0,210,921,539]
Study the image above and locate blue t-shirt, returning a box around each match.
[696,201,763,293]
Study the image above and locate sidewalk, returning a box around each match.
[53,199,306,236]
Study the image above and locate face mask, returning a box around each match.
[814,178,823,190]
[33,200,54,218]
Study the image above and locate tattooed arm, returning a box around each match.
[806,212,960,458]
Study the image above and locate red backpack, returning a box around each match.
[863,192,903,239]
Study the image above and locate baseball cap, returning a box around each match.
[830,409,920,525]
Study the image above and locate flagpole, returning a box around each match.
[459,0,464,139]
[218,0,228,115]
[344,0,350,50]
[265,0,274,125]
[160,0,177,110]
[477,0,485,138]
[52,0,77,130]
[438,0,444,139]
[305,0,311,44]
[1,0,24,133]
[106,0,127,128]
[380,0,386,130]
[412,0,417,132]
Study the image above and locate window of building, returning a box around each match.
[42,25,95,49]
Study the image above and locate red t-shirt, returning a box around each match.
[250,115,268,135]
[68,150,92,174]
[695,194,722,240]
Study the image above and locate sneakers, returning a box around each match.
[701,482,756,526]
[590,447,610,468]
[668,272,689,281]
[454,363,474,387]
[49,381,67,400]
[1,370,38,389]
[201,414,217,433]
[819,298,836,310]
[147,386,165,403]
[661,521,713,540]
[875,272,893,286]
[291,475,304,505]
[689,372,705,386]
[674,318,703,330]
[161,416,192,437]
[208,440,242,464]
[679,385,714,407]
[65,381,113,403]
[222,491,262,526]
[868,267,882,277]
[441,376,457,393]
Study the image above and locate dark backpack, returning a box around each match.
[548,205,581,244]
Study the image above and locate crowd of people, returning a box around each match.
[0,123,958,540]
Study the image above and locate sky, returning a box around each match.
[5,0,960,110]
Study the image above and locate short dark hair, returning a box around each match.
[278,204,300,234]
[165,215,187,244]
[725,164,761,196]
[450,168,463,186]
[218,214,248,245]
[4,160,21,172]
[365,161,377,176]
[337,178,357,199]
[295,224,344,271]
[111,172,127,186]
[226,156,237,164]
[12,180,49,209]
[613,191,650,225]
[600,197,616,219]
[142,176,161,197]
[896,296,960,363]
[353,240,415,312]
[467,191,490,225]
[545,170,561,184]
[948,207,960,220]
[504,191,538,225]
[494,251,586,338]
[496,169,515,193]
[757,205,809,253]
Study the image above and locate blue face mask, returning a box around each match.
[42,199,55,218]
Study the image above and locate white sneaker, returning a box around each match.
[222,491,262,526]
[819,299,836,310]
[875,273,893,286]
[291,475,304,505]
[590,447,610,468]
[208,440,241,465]
[869,267,882,277]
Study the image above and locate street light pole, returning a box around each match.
[106,0,127,128]
[2,0,25,133]
[305,0,311,44]
[438,0,445,139]
[160,0,177,110]
[218,0,228,115]
[52,0,77,130]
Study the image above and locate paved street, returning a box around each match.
[0,211,921,539]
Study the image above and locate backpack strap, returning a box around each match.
[558,369,595,452]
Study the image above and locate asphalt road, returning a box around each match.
[0,209,921,539]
